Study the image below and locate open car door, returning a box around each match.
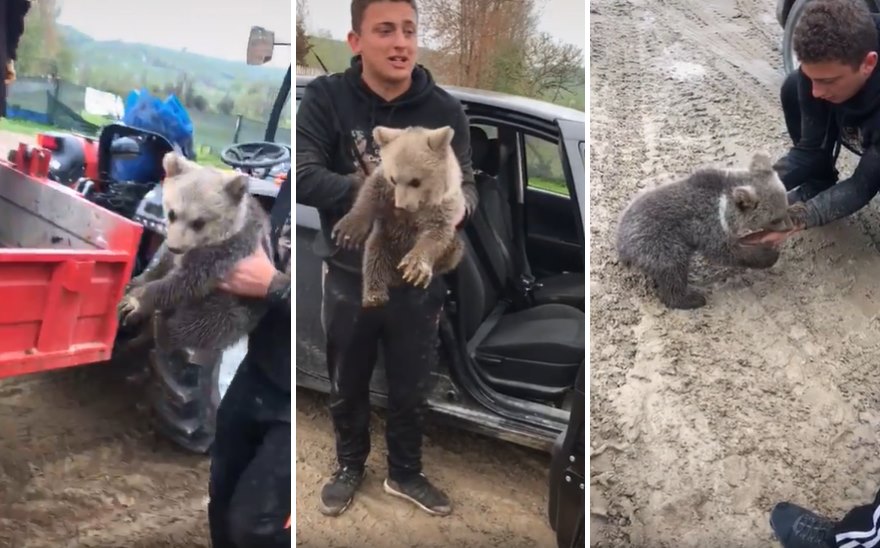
[547,359,585,547]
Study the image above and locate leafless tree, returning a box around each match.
[296,0,313,65]
[419,0,537,89]
[523,32,584,99]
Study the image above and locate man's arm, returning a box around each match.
[265,272,291,309]
[797,144,880,228]
[449,105,479,223]
[776,70,838,190]
[296,81,357,210]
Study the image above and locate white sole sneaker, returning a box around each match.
[382,478,452,516]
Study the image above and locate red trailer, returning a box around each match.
[0,144,142,379]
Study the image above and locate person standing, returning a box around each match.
[296,0,478,518]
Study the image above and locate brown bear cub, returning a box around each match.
[331,125,466,307]
[117,152,272,350]
[616,152,795,310]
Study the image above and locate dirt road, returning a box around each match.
[590,0,880,546]
[295,389,558,547]
[0,364,211,547]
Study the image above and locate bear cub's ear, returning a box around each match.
[162,152,193,178]
[732,185,759,211]
[749,151,773,174]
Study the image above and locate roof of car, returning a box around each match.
[295,74,585,125]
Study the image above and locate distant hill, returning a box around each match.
[60,25,288,85]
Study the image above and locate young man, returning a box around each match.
[207,173,292,547]
[296,0,478,518]
[757,0,880,246]
[766,5,880,546]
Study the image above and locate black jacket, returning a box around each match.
[785,15,880,228]
[0,0,30,117]
[296,56,478,273]
[246,173,291,399]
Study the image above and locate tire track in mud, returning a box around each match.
[591,1,880,546]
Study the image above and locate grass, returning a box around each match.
[0,117,59,136]
[529,177,568,196]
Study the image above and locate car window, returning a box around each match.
[472,123,497,139]
[524,134,569,196]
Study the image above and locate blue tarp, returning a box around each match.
[111,89,195,183]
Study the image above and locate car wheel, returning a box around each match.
[148,332,248,454]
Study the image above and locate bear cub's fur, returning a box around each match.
[331,125,466,307]
[117,152,272,350]
[616,152,794,310]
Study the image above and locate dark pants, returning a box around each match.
[208,358,291,548]
[778,70,840,201]
[832,488,880,547]
[322,263,445,482]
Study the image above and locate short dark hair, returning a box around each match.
[351,0,417,33]
[794,0,878,68]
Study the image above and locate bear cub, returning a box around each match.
[117,152,272,350]
[616,152,794,310]
[331,125,466,307]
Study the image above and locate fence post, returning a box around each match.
[232,114,242,144]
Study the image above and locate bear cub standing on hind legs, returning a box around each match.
[117,152,272,350]
[616,152,796,310]
[331,125,466,307]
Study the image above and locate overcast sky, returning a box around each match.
[300,0,586,53]
[56,1,582,68]
[57,0,292,69]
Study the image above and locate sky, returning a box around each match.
[56,0,292,69]
[299,0,587,53]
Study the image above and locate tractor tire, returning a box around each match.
[148,331,248,454]
[783,0,880,74]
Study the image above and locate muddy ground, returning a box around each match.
[295,388,558,547]
[590,0,880,547]
[0,365,211,547]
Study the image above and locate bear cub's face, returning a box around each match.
[727,152,793,237]
[160,152,249,253]
[373,125,456,212]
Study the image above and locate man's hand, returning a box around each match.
[453,199,467,228]
[739,203,808,246]
[5,61,15,85]
[218,246,277,298]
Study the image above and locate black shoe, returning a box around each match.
[770,502,836,548]
[319,466,365,517]
[383,474,452,516]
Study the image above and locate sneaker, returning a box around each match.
[319,466,365,517]
[383,474,452,516]
[770,502,836,548]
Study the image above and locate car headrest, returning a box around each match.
[469,126,489,172]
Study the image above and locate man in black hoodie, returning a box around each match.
[207,173,292,547]
[764,5,880,547]
[755,0,880,247]
[296,0,478,518]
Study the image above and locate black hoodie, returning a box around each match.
[784,15,880,228]
[296,56,478,273]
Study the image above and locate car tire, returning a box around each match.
[148,333,248,454]
[783,0,880,74]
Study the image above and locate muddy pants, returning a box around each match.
[322,263,445,482]
[208,357,291,548]
[831,488,880,548]
[777,70,841,201]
